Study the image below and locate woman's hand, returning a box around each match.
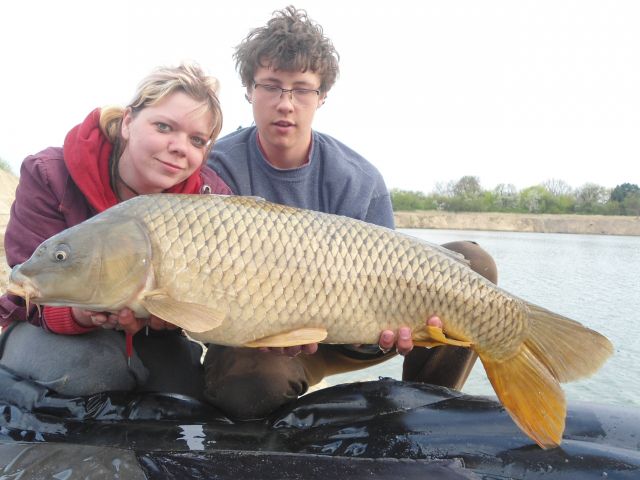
[72,308,119,329]
[72,307,178,335]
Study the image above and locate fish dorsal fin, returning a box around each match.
[244,195,266,202]
[430,243,471,267]
[140,290,224,332]
[244,328,328,348]
[221,194,266,204]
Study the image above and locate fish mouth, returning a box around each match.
[7,269,41,305]
[7,281,39,299]
[7,278,43,317]
[6,282,26,297]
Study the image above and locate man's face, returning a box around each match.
[248,66,326,166]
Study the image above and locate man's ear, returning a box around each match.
[318,94,327,108]
[245,86,255,104]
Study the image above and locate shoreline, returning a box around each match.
[394,210,640,236]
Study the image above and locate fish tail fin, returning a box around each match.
[524,303,614,382]
[480,346,566,449]
[480,302,613,449]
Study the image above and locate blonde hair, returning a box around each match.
[100,63,223,159]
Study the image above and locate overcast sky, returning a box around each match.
[1,0,638,194]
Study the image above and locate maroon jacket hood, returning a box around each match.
[63,108,208,213]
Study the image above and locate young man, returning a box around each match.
[206,6,497,419]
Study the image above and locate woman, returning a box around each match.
[0,63,231,399]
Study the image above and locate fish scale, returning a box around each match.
[134,194,521,349]
[8,193,613,448]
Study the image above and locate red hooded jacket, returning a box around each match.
[1,109,231,333]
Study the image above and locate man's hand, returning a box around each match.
[378,315,443,356]
[259,315,444,358]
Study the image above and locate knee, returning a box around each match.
[441,240,498,284]
[203,347,309,419]
[0,322,141,395]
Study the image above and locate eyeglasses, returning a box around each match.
[253,83,321,106]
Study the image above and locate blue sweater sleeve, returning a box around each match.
[365,193,395,229]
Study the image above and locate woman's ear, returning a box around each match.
[121,107,134,140]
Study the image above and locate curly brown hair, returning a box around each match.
[234,6,340,93]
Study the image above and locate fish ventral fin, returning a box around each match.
[140,290,224,333]
[244,328,328,348]
[412,325,473,348]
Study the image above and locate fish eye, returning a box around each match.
[52,244,70,262]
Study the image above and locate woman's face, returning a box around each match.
[119,91,213,196]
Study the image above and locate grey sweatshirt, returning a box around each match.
[208,127,394,229]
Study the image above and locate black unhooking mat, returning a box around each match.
[0,366,638,479]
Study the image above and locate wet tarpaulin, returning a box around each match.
[0,366,639,479]
[0,443,478,479]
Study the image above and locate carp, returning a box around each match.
[7,194,613,448]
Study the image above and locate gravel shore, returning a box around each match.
[394,210,640,236]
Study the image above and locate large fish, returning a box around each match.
[7,194,613,448]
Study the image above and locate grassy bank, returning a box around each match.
[394,210,640,236]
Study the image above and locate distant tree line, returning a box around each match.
[2,159,637,216]
[391,176,640,216]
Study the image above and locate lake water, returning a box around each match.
[324,229,640,409]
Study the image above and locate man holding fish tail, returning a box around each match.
[205,6,499,419]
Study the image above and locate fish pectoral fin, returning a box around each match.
[140,293,224,333]
[243,328,328,348]
[412,325,473,348]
